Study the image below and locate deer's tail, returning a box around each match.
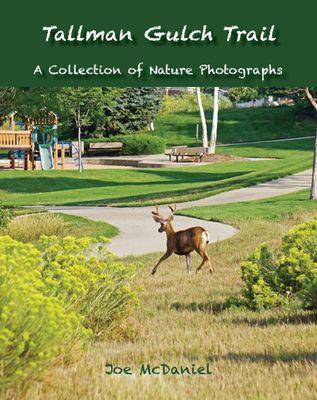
[202,230,210,245]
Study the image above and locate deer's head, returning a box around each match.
[152,204,176,233]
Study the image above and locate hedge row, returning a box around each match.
[84,133,166,155]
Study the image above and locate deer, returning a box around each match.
[151,204,213,275]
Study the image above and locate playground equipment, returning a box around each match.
[0,128,35,169]
[0,110,78,170]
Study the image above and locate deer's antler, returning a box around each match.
[168,204,177,214]
[152,205,160,216]
[152,205,164,221]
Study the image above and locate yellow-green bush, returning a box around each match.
[39,235,139,336]
[160,92,232,114]
[0,208,13,229]
[0,236,86,389]
[0,235,138,389]
[234,217,317,310]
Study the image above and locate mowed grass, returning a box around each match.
[0,139,314,207]
[19,198,317,399]
[154,106,315,147]
[178,190,317,225]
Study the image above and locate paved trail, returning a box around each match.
[50,169,312,257]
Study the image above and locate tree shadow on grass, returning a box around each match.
[0,170,249,194]
[206,351,317,364]
[170,300,226,315]
[232,312,317,327]
[58,171,254,206]
[171,301,317,327]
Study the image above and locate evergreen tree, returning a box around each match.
[105,88,162,135]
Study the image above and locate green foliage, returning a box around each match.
[154,104,315,148]
[39,235,139,336]
[56,87,120,135]
[238,218,317,310]
[265,87,317,117]
[0,235,138,389]
[86,133,165,155]
[227,87,259,103]
[0,236,85,388]
[0,87,121,136]
[104,88,163,135]
[179,190,317,225]
[0,208,13,229]
[160,92,231,114]
[241,244,284,309]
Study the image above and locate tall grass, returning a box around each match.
[3,214,66,242]
[12,210,317,400]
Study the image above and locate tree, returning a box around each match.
[196,87,208,148]
[210,87,219,154]
[104,88,162,135]
[228,87,259,104]
[56,88,112,172]
[276,87,317,200]
[0,87,59,124]
[304,87,317,200]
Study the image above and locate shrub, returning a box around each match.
[160,92,232,114]
[241,244,284,309]
[39,235,139,337]
[0,236,85,389]
[227,87,259,103]
[236,218,317,310]
[0,235,139,389]
[0,208,13,229]
[86,133,165,155]
[3,214,66,242]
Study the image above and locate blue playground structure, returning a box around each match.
[0,110,84,170]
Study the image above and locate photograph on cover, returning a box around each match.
[0,86,316,399]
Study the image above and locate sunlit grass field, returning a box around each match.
[0,139,314,207]
[10,191,316,400]
[154,106,315,147]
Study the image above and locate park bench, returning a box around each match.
[168,146,208,162]
[87,142,123,156]
[165,145,188,161]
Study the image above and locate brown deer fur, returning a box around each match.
[151,204,212,275]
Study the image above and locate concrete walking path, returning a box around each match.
[50,169,312,257]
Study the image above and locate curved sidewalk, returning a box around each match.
[51,169,312,257]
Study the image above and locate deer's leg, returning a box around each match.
[196,248,213,274]
[151,250,173,275]
[185,254,191,274]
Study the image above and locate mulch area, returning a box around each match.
[198,154,244,163]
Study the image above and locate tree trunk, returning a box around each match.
[196,87,208,148]
[305,87,317,200]
[210,87,219,154]
[77,107,82,173]
[311,127,317,199]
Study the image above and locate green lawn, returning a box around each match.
[154,107,315,147]
[179,190,317,225]
[56,213,118,238]
[0,139,313,207]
